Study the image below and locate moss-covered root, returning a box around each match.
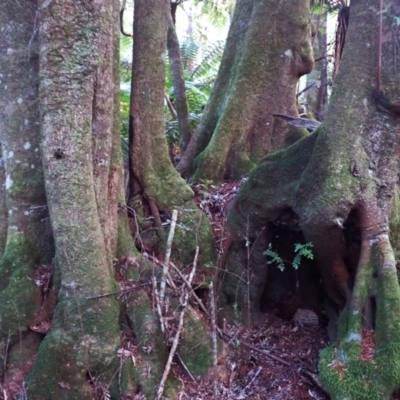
[25,291,121,399]
[175,305,213,377]
[25,327,120,400]
[126,290,177,399]
[319,233,400,400]
[169,205,215,266]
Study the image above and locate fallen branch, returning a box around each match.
[159,209,178,304]
[156,246,199,400]
[219,329,291,367]
[209,282,218,399]
[240,366,262,396]
[143,251,208,314]
[153,276,165,333]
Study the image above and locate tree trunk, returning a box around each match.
[0,0,54,385]
[129,0,214,264]
[221,0,400,398]
[177,0,314,182]
[14,1,123,398]
[167,10,192,153]
[305,11,328,120]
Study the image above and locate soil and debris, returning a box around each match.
[176,312,330,399]
[2,181,383,400]
[176,181,330,399]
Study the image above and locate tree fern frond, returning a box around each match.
[190,40,225,79]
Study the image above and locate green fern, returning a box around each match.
[292,242,314,270]
[263,243,285,272]
[264,242,314,271]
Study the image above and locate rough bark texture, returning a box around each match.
[167,13,192,153]
[130,0,214,264]
[23,1,122,398]
[177,0,314,182]
[0,0,54,383]
[221,1,400,398]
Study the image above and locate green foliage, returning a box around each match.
[293,242,314,270]
[263,242,314,271]
[264,243,285,272]
[165,37,225,145]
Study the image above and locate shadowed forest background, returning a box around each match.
[0,0,400,399]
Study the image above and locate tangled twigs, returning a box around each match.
[156,246,199,400]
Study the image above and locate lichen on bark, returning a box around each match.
[221,0,400,398]
[178,0,314,183]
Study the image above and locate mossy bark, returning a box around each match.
[167,13,192,153]
[24,1,122,398]
[178,0,314,182]
[221,1,400,398]
[129,0,214,264]
[0,0,54,379]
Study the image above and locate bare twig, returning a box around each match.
[86,283,149,300]
[165,94,178,118]
[219,329,291,367]
[153,276,165,333]
[143,252,177,290]
[176,353,196,382]
[156,247,199,399]
[170,260,209,314]
[296,82,315,98]
[240,366,262,396]
[159,209,178,304]
[209,282,218,399]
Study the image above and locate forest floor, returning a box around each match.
[177,311,330,399]
[174,181,330,399]
[5,182,381,399]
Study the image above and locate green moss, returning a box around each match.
[127,290,171,398]
[169,206,215,265]
[0,235,36,290]
[319,344,400,400]
[389,186,400,267]
[178,306,213,377]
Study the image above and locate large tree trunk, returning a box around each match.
[221,0,400,398]
[0,0,54,386]
[177,0,314,182]
[24,1,122,398]
[129,0,214,264]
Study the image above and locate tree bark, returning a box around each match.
[221,0,400,398]
[167,12,192,153]
[24,1,122,398]
[130,0,214,264]
[0,0,54,383]
[177,0,314,182]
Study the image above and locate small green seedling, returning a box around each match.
[263,242,314,271]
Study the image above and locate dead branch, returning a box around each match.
[209,282,218,399]
[240,366,262,397]
[153,276,165,333]
[219,329,291,367]
[159,209,178,304]
[156,247,199,400]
